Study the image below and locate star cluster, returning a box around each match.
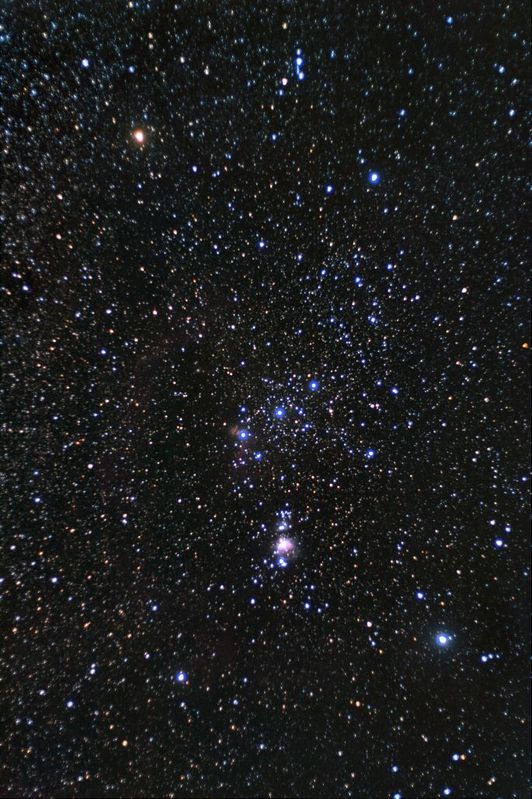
[1,3,529,798]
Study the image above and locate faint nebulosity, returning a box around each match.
[0,2,529,798]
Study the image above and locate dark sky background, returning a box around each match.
[1,2,530,798]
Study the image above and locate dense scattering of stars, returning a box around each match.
[1,3,529,798]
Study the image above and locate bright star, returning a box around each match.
[369,171,380,184]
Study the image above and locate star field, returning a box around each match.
[0,2,529,798]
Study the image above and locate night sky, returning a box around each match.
[1,2,530,798]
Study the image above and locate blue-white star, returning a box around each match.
[436,633,451,646]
